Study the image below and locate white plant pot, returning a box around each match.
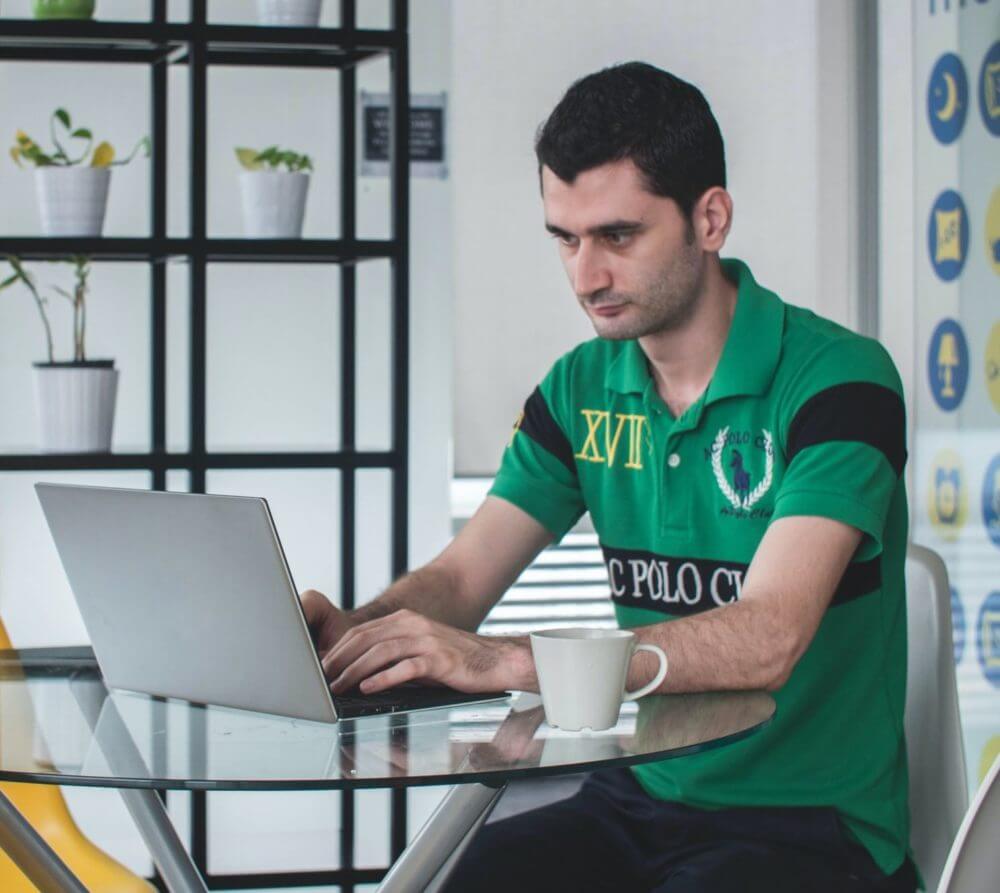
[33,362,119,453]
[257,0,322,26]
[34,166,111,237]
[239,171,310,238]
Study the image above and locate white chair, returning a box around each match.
[904,544,968,891]
[935,754,1000,893]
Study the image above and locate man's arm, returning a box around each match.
[627,515,863,693]
[301,495,553,691]
[313,511,862,696]
[355,495,554,631]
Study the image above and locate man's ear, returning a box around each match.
[694,187,734,252]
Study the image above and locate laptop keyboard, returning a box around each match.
[334,685,509,718]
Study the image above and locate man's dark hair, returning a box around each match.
[535,62,726,220]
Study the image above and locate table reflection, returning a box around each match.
[0,658,775,790]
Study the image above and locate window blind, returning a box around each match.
[452,479,615,636]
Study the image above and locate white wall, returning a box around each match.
[451,0,871,475]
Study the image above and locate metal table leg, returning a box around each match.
[70,676,208,893]
[0,788,88,893]
[377,781,507,893]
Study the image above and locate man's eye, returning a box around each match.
[605,232,631,246]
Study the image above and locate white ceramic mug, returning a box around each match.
[529,628,668,732]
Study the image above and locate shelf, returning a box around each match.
[0,20,187,63]
[201,23,399,69]
[202,238,399,263]
[197,46,383,69]
[201,23,400,50]
[1,237,171,262]
[0,1,410,886]
[0,20,398,68]
[0,450,398,472]
[1,238,399,264]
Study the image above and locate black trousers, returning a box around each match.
[443,767,918,893]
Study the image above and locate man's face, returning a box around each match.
[542,159,704,340]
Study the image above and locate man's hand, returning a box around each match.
[321,608,534,695]
[467,702,546,769]
[300,589,357,658]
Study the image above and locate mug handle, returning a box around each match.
[623,644,668,701]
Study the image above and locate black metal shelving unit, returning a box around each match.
[0,1,410,889]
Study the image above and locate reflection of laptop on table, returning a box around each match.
[36,483,508,723]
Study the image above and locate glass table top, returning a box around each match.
[0,656,775,791]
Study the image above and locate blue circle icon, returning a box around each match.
[928,53,968,144]
[928,191,969,281]
[927,319,969,411]
[978,41,1000,138]
[982,454,1000,549]
[951,587,966,664]
[975,590,1000,688]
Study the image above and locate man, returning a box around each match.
[302,63,916,891]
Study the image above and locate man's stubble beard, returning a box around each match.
[585,242,704,342]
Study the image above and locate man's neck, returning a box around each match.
[638,256,738,419]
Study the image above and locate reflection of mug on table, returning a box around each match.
[530,628,667,732]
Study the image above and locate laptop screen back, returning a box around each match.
[35,483,337,723]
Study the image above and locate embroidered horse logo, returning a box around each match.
[712,427,773,511]
[729,449,751,504]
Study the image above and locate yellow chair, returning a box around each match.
[0,620,154,892]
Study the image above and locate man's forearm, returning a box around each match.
[625,517,856,695]
[348,562,482,630]
[629,599,800,695]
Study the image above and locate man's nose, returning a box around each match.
[572,242,612,298]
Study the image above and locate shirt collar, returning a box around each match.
[604,257,785,402]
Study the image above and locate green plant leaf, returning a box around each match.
[237,145,312,173]
[0,273,19,290]
[20,144,53,166]
[70,128,92,140]
[54,108,71,130]
[258,146,281,168]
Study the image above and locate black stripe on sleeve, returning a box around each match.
[786,382,906,477]
[519,387,577,475]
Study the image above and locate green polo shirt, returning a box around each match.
[490,258,910,876]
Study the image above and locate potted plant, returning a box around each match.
[235,145,313,238]
[0,255,119,453]
[256,0,322,27]
[32,0,96,19]
[10,107,150,237]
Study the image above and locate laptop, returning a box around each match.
[35,483,508,723]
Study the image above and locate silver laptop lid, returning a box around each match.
[35,483,338,724]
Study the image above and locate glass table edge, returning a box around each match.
[0,708,774,792]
